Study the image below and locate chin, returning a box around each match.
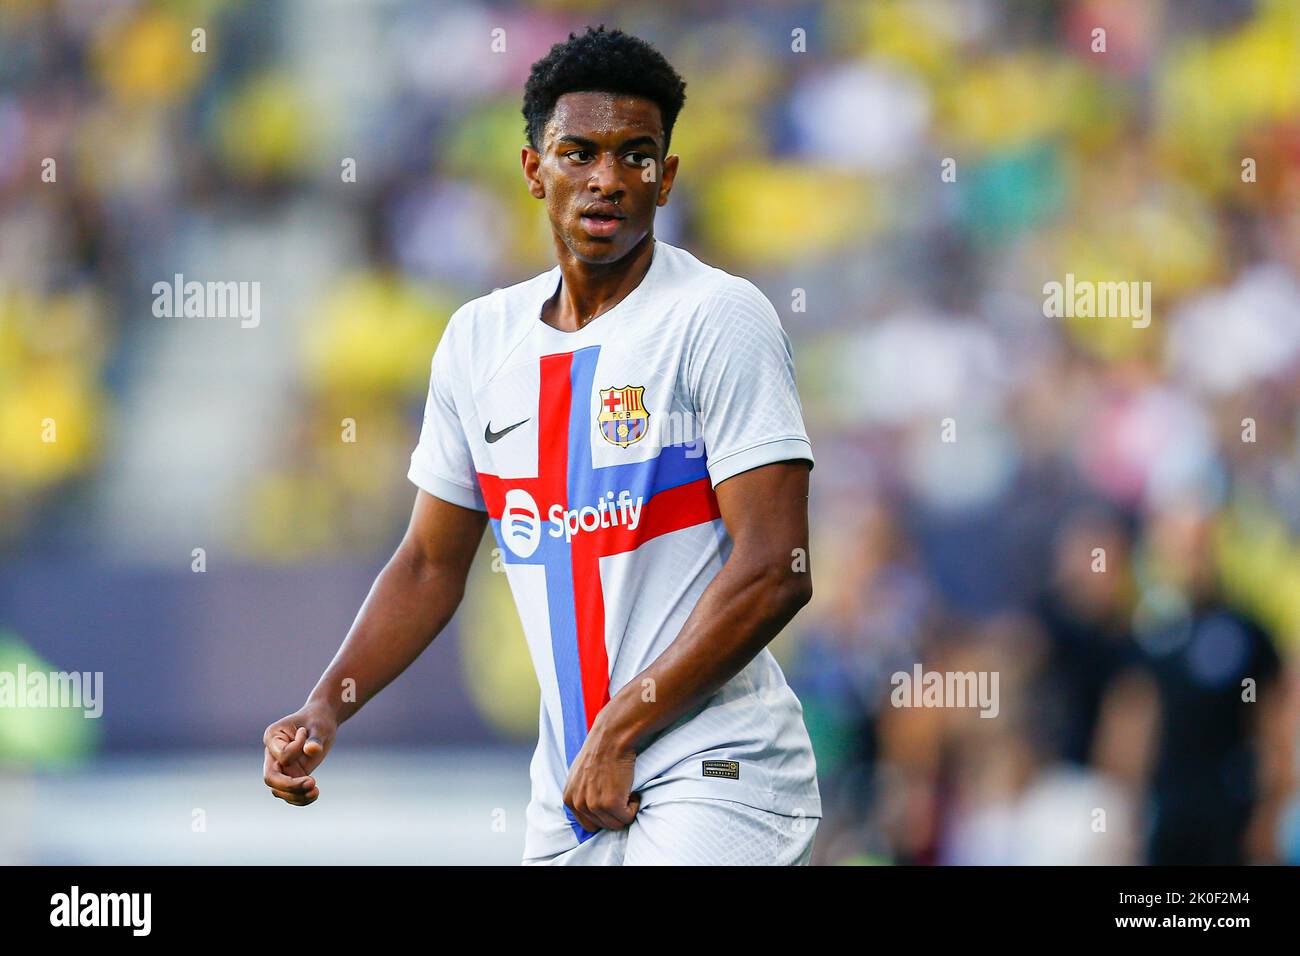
[570,236,625,262]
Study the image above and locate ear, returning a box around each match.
[657,153,680,207]
[522,145,545,199]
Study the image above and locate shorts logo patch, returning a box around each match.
[702,759,740,780]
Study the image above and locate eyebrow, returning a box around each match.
[554,134,660,153]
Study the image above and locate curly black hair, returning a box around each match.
[522,25,687,156]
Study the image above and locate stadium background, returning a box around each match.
[2,0,1299,864]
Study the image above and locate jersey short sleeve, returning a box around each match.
[407,315,486,511]
[686,279,815,487]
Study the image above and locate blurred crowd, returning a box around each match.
[2,0,1299,864]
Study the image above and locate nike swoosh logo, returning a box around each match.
[484,418,529,443]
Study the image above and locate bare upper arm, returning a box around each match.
[713,460,811,570]
[399,489,489,580]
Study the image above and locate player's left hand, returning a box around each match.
[562,721,640,833]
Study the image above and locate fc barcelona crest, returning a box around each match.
[598,385,649,447]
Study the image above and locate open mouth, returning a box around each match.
[580,213,624,237]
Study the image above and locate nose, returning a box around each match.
[588,153,623,200]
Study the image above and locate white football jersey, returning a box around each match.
[409,238,822,859]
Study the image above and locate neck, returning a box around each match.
[544,233,655,332]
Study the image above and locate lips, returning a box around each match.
[580,203,625,238]
[583,201,624,218]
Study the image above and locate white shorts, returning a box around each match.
[521,798,819,866]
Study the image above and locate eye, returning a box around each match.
[626,152,654,166]
[564,149,592,163]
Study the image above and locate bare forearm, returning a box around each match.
[558,462,812,831]
[597,557,811,753]
[1250,676,1295,843]
[305,546,468,723]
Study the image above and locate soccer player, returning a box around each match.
[262,25,822,865]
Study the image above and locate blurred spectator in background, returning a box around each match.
[1031,504,1141,769]
[1101,498,1294,864]
[788,495,936,864]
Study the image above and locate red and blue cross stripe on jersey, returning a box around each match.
[476,344,721,842]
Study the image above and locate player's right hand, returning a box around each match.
[262,705,337,807]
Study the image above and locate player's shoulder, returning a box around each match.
[656,241,779,326]
[451,265,558,333]
[436,264,560,368]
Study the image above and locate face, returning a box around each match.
[1147,507,1216,594]
[523,91,678,264]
